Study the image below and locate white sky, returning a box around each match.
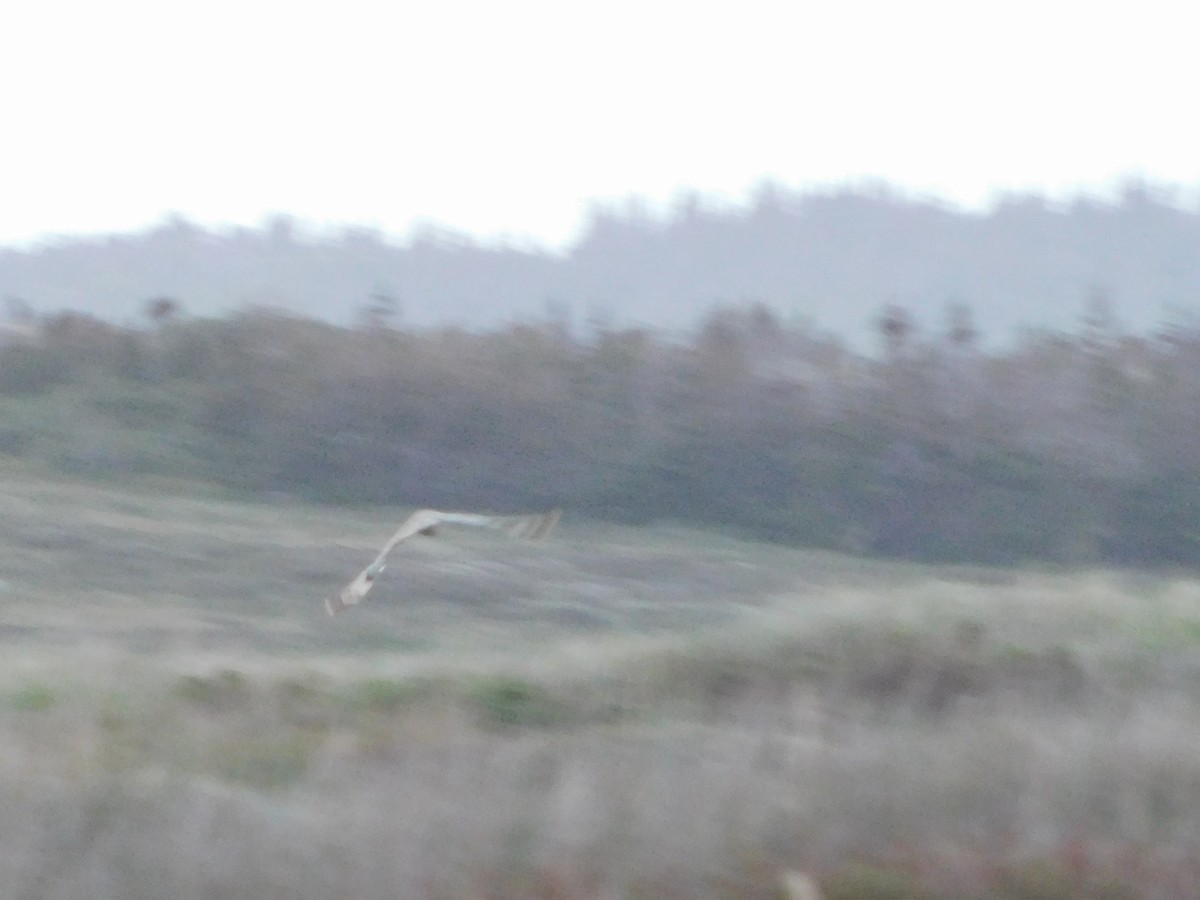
[1,0,1197,249]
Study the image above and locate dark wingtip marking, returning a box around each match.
[533,509,562,539]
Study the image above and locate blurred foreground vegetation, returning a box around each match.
[4,299,1200,566]
[5,468,1200,898]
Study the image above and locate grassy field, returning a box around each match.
[4,461,1200,898]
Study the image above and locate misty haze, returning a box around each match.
[4,181,1199,346]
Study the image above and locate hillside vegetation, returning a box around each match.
[3,467,1200,898]
[3,301,1200,567]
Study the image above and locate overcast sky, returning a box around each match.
[2,0,1196,249]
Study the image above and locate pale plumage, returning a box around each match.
[327,508,561,616]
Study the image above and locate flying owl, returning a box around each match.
[327,508,561,615]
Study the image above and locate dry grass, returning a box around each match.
[3,461,1200,898]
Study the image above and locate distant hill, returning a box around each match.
[4,182,1200,346]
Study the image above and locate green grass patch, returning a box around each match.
[8,683,57,712]
[468,676,574,730]
[342,676,443,713]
